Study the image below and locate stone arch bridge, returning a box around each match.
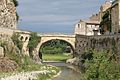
[35,34,76,55]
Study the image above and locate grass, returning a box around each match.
[0,56,60,80]
[43,53,72,61]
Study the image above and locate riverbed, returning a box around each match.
[43,61,82,80]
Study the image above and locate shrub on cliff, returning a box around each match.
[28,32,41,58]
[11,33,23,52]
[12,0,18,7]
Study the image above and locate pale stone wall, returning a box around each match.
[0,0,17,29]
[74,20,86,35]
[20,33,30,56]
[74,20,100,36]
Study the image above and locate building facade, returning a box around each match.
[74,1,110,36]
[99,1,111,34]
[100,0,120,34]
[75,0,120,35]
[74,20,100,36]
[111,0,120,33]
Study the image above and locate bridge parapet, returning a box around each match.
[38,34,75,37]
[38,32,74,35]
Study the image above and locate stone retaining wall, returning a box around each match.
[74,34,120,65]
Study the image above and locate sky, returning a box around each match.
[17,0,105,34]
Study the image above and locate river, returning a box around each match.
[43,62,82,80]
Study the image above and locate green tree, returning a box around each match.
[40,40,71,54]
[28,32,40,57]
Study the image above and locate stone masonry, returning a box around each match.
[0,0,17,29]
[75,34,120,66]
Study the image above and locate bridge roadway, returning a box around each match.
[37,33,75,37]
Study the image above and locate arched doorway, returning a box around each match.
[39,39,74,61]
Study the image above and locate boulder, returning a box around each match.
[66,57,80,65]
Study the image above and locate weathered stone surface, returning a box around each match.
[0,46,4,57]
[0,0,17,29]
[75,34,120,65]
[0,57,18,72]
[66,57,80,65]
[0,33,20,55]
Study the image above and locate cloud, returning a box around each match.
[17,0,105,33]
[20,14,79,22]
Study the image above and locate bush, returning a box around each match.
[6,52,22,66]
[11,33,23,52]
[82,51,120,80]
[12,0,19,7]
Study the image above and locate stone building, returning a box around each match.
[74,0,116,35]
[99,1,112,34]
[100,0,120,34]
[0,0,17,29]
[74,20,100,36]
[111,0,120,33]
[89,12,101,22]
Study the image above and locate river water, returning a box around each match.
[43,62,82,80]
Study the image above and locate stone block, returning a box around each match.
[0,46,4,57]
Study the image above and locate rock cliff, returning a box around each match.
[0,0,17,29]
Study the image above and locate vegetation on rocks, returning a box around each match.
[11,33,23,52]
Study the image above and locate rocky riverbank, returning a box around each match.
[0,70,55,80]
[0,65,60,80]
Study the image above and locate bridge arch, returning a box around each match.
[39,39,75,53]
[34,35,75,58]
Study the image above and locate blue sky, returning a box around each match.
[17,0,105,33]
